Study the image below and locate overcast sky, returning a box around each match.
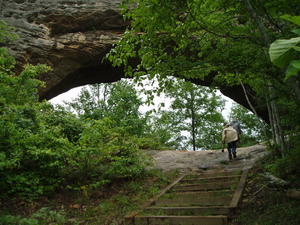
[49,84,234,120]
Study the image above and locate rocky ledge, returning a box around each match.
[1,0,125,99]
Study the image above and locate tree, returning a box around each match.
[108,0,300,155]
[65,80,146,136]
[165,79,225,150]
[269,15,300,102]
[229,103,268,146]
[109,0,298,79]
[0,21,149,200]
[0,48,147,198]
[144,110,185,150]
[0,44,73,198]
[106,80,146,136]
[65,83,111,120]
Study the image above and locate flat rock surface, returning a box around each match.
[146,144,267,172]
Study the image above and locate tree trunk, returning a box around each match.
[243,0,285,155]
[240,80,268,139]
[190,89,196,151]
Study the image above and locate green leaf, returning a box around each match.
[292,29,300,35]
[269,37,300,67]
[292,46,300,52]
[281,15,300,26]
[285,60,300,81]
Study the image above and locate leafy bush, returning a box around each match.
[0,215,39,225]
[266,136,300,180]
[0,25,150,201]
[0,59,75,198]
[71,118,149,182]
[39,104,86,144]
[0,47,71,198]
[0,52,149,198]
[0,208,67,225]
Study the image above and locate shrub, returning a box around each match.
[68,118,149,183]
[0,208,67,225]
[0,47,74,199]
[265,135,300,182]
[0,104,75,198]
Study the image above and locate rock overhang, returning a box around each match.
[1,0,269,122]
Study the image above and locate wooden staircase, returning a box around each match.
[125,169,248,225]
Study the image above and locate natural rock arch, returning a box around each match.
[1,0,269,121]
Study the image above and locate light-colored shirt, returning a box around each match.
[222,126,238,144]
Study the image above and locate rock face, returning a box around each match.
[0,0,269,121]
[1,0,126,99]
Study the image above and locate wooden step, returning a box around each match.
[186,170,242,179]
[182,175,240,184]
[173,181,237,192]
[155,196,232,207]
[132,215,228,225]
[143,206,231,216]
[124,169,248,225]
[164,190,234,198]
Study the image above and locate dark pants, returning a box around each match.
[227,141,237,160]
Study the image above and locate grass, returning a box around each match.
[0,169,180,225]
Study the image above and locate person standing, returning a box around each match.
[222,123,239,160]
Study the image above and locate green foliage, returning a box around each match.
[40,104,86,144]
[65,83,110,120]
[0,46,148,199]
[109,0,300,154]
[142,110,180,150]
[0,104,74,198]
[0,45,69,198]
[0,49,49,106]
[164,79,225,150]
[65,81,147,137]
[0,20,17,43]
[269,15,300,80]
[229,103,268,146]
[106,80,146,136]
[0,215,39,225]
[236,189,300,225]
[64,170,176,225]
[265,135,300,182]
[0,208,67,225]
[76,118,148,181]
[108,0,299,83]
[281,15,300,26]
[269,37,300,68]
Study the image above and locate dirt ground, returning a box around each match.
[146,144,267,172]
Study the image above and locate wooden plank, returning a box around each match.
[125,169,246,224]
[165,190,234,198]
[230,169,249,208]
[155,196,232,206]
[183,175,241,180]
[186,170,242,179]
[144,206,231,216]
[134,215,228,225]
[173,181,237,192]
[125,173,187,220]
[182,175,240,184]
